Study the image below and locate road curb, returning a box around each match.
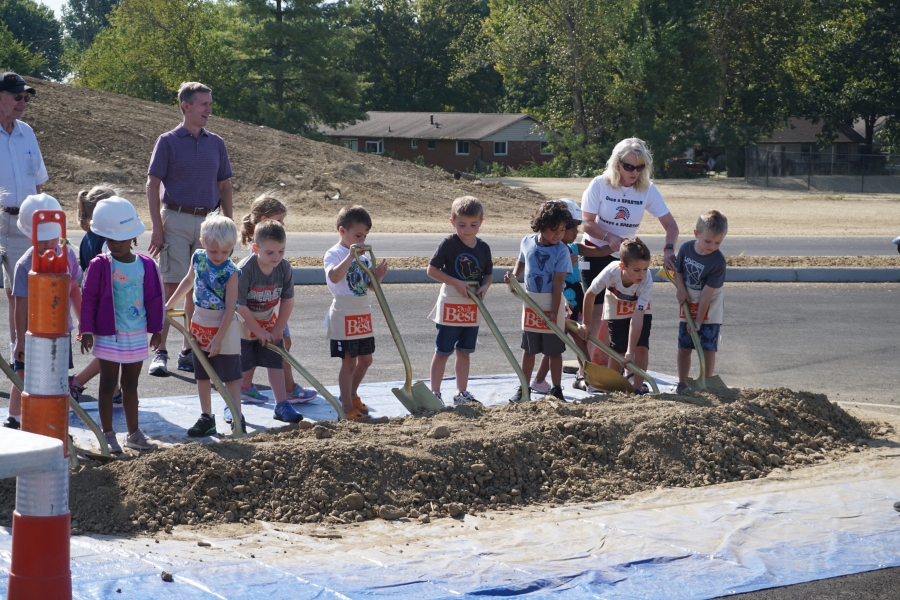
[292,267,900,285]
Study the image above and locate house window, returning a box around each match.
[494,141,508,156]
[341,139,358,151]
[540,141,553,155]
[456,141,470,155]
[365,139,384,154]
[411,139,419,149]
[428,140,436,150]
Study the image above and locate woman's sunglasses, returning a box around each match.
[620,161,645,173]
[4,93,32,103]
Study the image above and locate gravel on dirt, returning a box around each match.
[0,387,888,536]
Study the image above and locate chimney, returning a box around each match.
[430,114,434,125]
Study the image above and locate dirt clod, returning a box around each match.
[427,425,451,439]
[378,505,406,520]
[161,571,173,582]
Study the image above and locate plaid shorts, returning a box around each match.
[678,322,721,352]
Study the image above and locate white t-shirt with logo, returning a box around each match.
[323,242,372,298]
[588,261,653,320]
[580,175,670,257]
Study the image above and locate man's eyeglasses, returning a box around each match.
[3,92,32,103]
[620,161,645,173]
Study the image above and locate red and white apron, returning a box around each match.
[427,284,481,327]
[324,295,374,340]
[521,292,566,333]
[190,306,241,354]
[679,287,724,325]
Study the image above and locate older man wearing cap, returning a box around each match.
[146,81,233,376]
[0,72,45,358]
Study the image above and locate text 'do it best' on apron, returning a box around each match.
[239,310,278,340]
[325,295,374,340]
[521,291,566,333]
[427,283,481,327]
[602,288,652,320]
[679,286,724,325]
[190,306,241,354]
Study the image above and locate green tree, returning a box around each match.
[62,0,120,51]
[0,21,47,75]
[0,0,64,79]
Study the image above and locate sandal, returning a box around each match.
[633,382,650,395]
[344,408,367,421]
[352,395,370,415]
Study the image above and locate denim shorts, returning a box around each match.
[678,322,721,352]
[435,324,479,356]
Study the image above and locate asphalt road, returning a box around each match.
[64,232,900,259]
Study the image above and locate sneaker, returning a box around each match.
[286,383,317,403]
[124,429,156,451]
[549,385,565,401]
[148,350,169,377]
[675,382,691,395]
[187,413,217,437]
[240,385,269,404]
[352,395,370,415]
[530,379,551,393]
[223,405,233,424]
[176,349,194,373]
[104,430,122,454]
[68,375,84,403]
[572,376,587,391]
[453,390,480,406]
[434,390,443,404]
[3,416,20,430]
[231,414,246,434]
[112,389,123,405]
[273,400,303,423]
[509,386,523,404]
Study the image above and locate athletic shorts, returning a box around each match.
[240,338,283,371]
[678,322,721,352]
[521,331,566,357]
[607,314,653,352]
[434,324,478,356]
[580,255,616,308]
[331,337,375,359]
[193,351,242,382]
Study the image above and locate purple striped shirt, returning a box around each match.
[147,125,233,210]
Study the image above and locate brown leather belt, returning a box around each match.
[1,206,19,215]
[164,204,211,217]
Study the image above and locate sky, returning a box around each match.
[39,0,67,19]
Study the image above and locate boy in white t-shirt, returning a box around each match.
[324,205,387,420]
[577,238,653,394]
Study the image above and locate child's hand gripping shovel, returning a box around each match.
[166,309,247,438]
[463,281,531,403]
[657,267,726,390]
[506,274,633,394]
[263,343,347,421]
[351,246,444,414]
[563,320,660,394]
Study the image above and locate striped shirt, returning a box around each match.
[147,125,233,210]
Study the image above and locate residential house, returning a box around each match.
[755,117,871,160]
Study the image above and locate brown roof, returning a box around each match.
[319,112,543,140]
[757,118,865,144]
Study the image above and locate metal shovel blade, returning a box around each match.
[410,381,445,412]
[687,374,728,390]
[390,385,420,414]
[583,362,634,393]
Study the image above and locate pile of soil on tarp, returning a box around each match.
[0,388,886,536]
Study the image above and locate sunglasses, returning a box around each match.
[620,161,645,173]
[3,92,32,103]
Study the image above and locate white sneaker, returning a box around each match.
[530,379,551,393]
[148,350,169,377]
[104,430,122,454]
[125,429,156,451]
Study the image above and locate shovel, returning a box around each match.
[506,275,633,394]
[657,267,727,390]
[351,247,444,414]
[563,320,660,395]
[166,309,247,439]
[264,342,347,421]
[463,282,531,403]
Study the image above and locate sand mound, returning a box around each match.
[0,388,884,535]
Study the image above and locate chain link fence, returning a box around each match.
[745,148,900,193]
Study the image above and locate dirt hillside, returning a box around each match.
[21,77,545,234]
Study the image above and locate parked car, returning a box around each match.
[893,235,900,253]
[665,157,708,177]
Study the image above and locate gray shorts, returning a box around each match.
[0,213,31,289]
[193,351,242,382]
[521,331,566,357]
[159,206,204,284]
[240,338,283,371]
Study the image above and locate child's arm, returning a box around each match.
[207,272,239,357]
[69,280,82,333]
[236,305,274,344]
[574,242,613,258]
[327,249,358,283]
[426,265,471,297]
[624,310,645,366]
[550,270,567,325]
[577,289,598,340]
[372,259,388,285]
[271,297,293,344]
[674,271,689,306]
[475,278,491,300]
[13,296,27,362]
[504,260,525,283]
[694,285,717,331]
[165,265,195,310]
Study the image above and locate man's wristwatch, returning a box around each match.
[664,244,674,251]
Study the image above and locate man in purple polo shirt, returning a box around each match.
[146,81,233,376]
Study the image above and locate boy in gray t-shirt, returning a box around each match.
[674,210,728,393]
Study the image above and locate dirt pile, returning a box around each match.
[0,388,885,535]
[22,77,546,233]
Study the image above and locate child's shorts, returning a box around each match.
[193,352,243,382]
[521,331,566,357]
[678,322,720,352]
[435,324,478,356]
[240,338,283,371]
[331,337,375,359]
[14,337,75,371]
[607,314,653,352]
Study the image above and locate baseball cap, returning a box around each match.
[0,73,35,95]
[560,198,582,223]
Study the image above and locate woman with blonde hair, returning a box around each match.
[578,137,679,367]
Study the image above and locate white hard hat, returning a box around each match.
[17,193,63,241]
[561,198,582,222]
[90,196,146,241]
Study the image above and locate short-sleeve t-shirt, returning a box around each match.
[518,234,571,294]
[675,241,726,290]
[192,250,238,310]
[324,243,372,297]
[429,234,493,282]
[237,255,294,339]
[13,245,81,331]
[580,175,670,256]
[588,261,653,320]
[147,126,233,210]
[111,257,147,332]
